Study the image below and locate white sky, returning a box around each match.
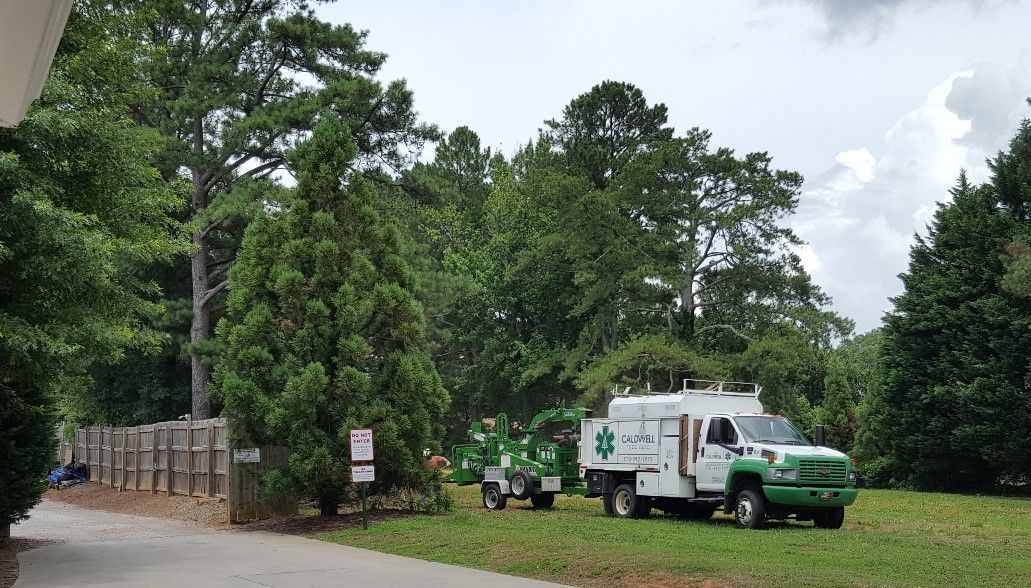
[319,0,1031,333]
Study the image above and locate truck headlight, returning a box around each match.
[770,468,797,480]
[848,471,857,482]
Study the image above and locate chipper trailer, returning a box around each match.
[580,380,859,528]
[450,408,591,509]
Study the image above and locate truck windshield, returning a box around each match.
[734,416,810,445]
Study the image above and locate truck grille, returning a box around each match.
[798,459,846,484]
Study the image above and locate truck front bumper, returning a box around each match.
[762,484,858,507]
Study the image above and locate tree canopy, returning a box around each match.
[0,3,185,526]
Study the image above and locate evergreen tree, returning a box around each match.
[110,0,435,419]
[818,357,856,450]
[214,115,448,515]
[1,2,184,530]
[863,140,1031,490]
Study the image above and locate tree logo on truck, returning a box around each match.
[595,426,615,459]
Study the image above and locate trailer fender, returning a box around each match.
[482,480,512,496]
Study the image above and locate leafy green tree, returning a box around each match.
[0,2,184,530]
[731,329,826,419]
[113,0,436,418]
[862,145,1031,490]
[539,83,848,406]
[214,115,448,515]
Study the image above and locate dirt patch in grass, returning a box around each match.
[611,571,741,588]
[45,483,227,527]
[1,537,56,588]
[236,509,417,536]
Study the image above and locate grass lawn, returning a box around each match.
[319,485,1031,588]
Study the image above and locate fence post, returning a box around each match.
[166,422,173,497]
[107,427,114,489]
[83,426,90,478]
[186,415,193,497]
[207,420,215,498]
[133,426,140,491]
[150,425,157,495]
[120,427,127,491]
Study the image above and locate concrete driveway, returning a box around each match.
[14,500,567,587]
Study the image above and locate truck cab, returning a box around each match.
[696,412,858,528]
[580,380,858,529]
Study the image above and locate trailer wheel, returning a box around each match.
[482,484,507,511]
[602,493,615,516]
[509,470,534,500]
[734,488,766,529]
[813,507,845,529]
[530,493,555,509]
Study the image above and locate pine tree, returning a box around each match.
[111,0,435,419]
[818,357,856,450]
[214,115,449,515]
[865,153,1031,490]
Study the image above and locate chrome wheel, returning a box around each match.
[511,475,525,496]
[614,489,632,516]
[484,488,500,509]
[737,496,754,526]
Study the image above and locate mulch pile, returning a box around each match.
[45,483,227,527]
[235,509,415,536]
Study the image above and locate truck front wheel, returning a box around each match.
[482,484,507,511]
[813,507,845,529]
[734,489,767,529]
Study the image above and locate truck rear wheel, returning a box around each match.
[482,484,507,511]
[509,470,534,500]
[813,507,845,529]
[530,493,555,509]
[734,489,766,529]
[612,484,650,519]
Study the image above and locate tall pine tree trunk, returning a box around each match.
[189,111,211,419]
[190,231,211,419]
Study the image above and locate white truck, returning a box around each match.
[579,380,858,529]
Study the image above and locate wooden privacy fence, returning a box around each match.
[59,417,296,522]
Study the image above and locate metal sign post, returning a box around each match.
[350,429,375,530]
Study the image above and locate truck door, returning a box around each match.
[696,416,741,492]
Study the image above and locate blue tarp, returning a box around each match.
[47,463,87,485]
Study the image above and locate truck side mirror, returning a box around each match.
[814,424,826,447]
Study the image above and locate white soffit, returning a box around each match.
[0,0,74,127]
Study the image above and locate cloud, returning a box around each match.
[809,0,909,39]
[792,64,1031,332]
[793,0,1011,41]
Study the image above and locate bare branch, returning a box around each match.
[200,279,229,308]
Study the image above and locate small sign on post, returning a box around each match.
[349,428,374,530]
[351,465,375,483]
[349,429,374,461]
[233,448,261,463]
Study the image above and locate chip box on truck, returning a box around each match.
[579,380,858,529]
